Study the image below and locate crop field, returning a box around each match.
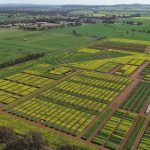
[138,122,150,149]
[0,91,20,104]
[5,73,54,88]
[121,82,150,113]
[96,62,119,73]
[78,48,100,54]
[1,37,150,149]
[93,38,150,53]
[6,70,131,137]
[0,79,37,96]
[115,64,138,76]
[92,109,137,149]
[141,63,150,80]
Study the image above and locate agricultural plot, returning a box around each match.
[96,62,119,73]
[125,116,146,149]
[138,122,150,150]
[7,98,95,136]
[127,59,144,66]
[6,70,130,136]
[78,48,100,54]
[6,72,54,88]
[0,91,20,104]
[23,63,54,78]
[49,67,72,75]
[141,63,150,81]
[115,64,138,76]
[121,82,150,113]
[56,71,131,103]
[92,109,137,150]
[115,59,144,76]
[94,38,150,53]
[0,79,37,96]
[82,109,113,140]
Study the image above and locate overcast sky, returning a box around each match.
[0,0,150,5]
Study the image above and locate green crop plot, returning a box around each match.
[92,109,137,149]
[138,122,150,150]
[141,63,150,81]
[121,82,150,112]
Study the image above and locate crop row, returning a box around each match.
[121,82,150,112]
[78,48,99,54]
[141,63,150,81]
[0,90,20,104]
[49,67,72,75]
[125,116,146,149]
[6,72,54,88]
[92,109,137,150]
[115,65,138,76]
[138,122,150,150]
[80,71,130,84]
[96,62,119,73]
[82,108,112,140]
[56,81,118,103]
[94,38,149,52]
[24,63,53,77]
[41,89,107,115]
[0,79,37,96]
[127,59,144,66]
[69,75,126,92]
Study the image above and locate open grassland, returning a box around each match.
[0,28,93,64]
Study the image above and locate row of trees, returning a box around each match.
[0,126,83,150]
[0,53,45,70]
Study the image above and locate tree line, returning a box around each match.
[0,53,45,70]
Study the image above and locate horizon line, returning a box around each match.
[0,3,150,6]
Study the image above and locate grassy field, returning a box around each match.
[0,28,93,64]
[0,15,150,64]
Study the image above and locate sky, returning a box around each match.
[0,0,150,5]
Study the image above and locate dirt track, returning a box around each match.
[130,61,150,79]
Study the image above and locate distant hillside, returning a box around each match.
[0,4,150,11]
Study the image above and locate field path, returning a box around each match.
[130,61,150,79]
[109,64,123,75]
[110,80,139,108]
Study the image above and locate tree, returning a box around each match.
[5,131,49,150]
[72,30,77,35]
[0,126,16,144]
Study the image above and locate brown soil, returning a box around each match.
[130,61,150,79]
[108,64,124,75]
[110,80,139,108]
